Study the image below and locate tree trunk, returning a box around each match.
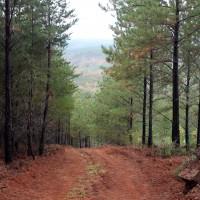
[4,0,13,164]
[27,5,35,159]
[172,0,180,146]
[79,132,81,148]
[129,97,133,144]
[185,52,191,151]
[27,74,35,159]
[70,137,73,146]
[197,81,200,148]
[57,119,61,144]
[148,50,154,147]
[64,118,68,145]
[68,113,71,138]
[10,76,15,155]
[142,75,147,145]
[39,4,51,155]
[39,39,51,155]
[85,137,88,148]
[129,97,133,130]
[88,136,91,148]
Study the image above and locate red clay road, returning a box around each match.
[0,146,187,200]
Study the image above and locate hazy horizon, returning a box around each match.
[69,0,114,40]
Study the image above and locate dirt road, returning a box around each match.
[0,146,186,200]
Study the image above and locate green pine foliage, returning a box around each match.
[72,0,200,149]
[0,0,77,160]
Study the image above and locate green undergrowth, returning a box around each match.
[153,144,195,158]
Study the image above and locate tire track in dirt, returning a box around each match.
[80,147,151,200]
[78,147,185,200]
[66,150,107,200]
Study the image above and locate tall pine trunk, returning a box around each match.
[142,75,147,145]
[79,132,82,148]
[68,113,71,140]
[27,5,35,159]
[64,117,68,145]
[4,0,13,164]
[185,52,190,151]
[172,0,180,146]
[128,97,133,144]
[128,97,133,130]
[197,81,200,148]
[148,50,153,147]
[27,71,34,158]
[39,4,51,155]
[57,119,61,144]
[39,40,51,155]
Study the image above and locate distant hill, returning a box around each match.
[65,39,113,92]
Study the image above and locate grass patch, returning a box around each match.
[67,184,87,199]
[87,163,105,176]
[154,144,193,158]
[66,162,105,199]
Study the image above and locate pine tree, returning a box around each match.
[4,0,13,164]
[39,0,77,155]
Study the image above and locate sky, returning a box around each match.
[69,0,114,40]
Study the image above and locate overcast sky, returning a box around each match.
[69,0,114,40]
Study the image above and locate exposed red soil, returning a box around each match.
[0,146,86,200]
[0,146,198,200]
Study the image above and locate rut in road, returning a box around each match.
[77,148,150,200]
[72,147,184,200]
